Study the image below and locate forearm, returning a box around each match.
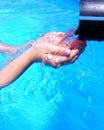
[0,42,21,54]
[0,39,72,88]
[0,47,34,88]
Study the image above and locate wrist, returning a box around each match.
[29,45,42,62]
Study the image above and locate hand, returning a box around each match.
[0,42,22,54]
[58,30,86,64]
[34,31,86,66]
[31,43,71,67]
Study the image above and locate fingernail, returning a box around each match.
[65,49,70,55]
[55,57,60,63]
[47,54,52,59]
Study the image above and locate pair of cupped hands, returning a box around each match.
[30,30,86,67]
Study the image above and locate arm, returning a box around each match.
[0,47,34,88]
[0,43,71,88]
[0,31,86,88]
[0,42,21,54]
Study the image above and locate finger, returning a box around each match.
[53,55,71,67]
[69,49,79,61]
[55,56,69,64]
[44,55,59,67]
[45,55,68,67]
[45,52,78,67]
[54,53,79,66]
[70,55,78,63]
[56,32,65,38]
[49,45,71,56]
[55,55,78,65]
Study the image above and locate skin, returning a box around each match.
[0,31,86,88]
[0,42,21,54]
[35,31,86,64]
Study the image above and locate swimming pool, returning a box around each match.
[0,0,104,130]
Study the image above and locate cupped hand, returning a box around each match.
[31,43,71,67]
[32,30,86,67]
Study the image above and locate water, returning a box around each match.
[0,0,104,130]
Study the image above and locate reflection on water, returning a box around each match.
[0,0,104,130]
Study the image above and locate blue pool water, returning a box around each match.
[0,0,104,130]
